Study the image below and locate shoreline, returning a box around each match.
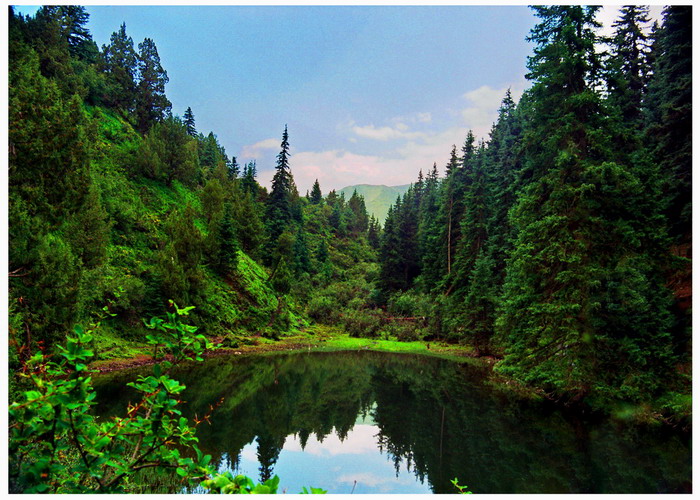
[88,328,690,431]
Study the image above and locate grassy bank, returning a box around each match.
[89,324,483,372]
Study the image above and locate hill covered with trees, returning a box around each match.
[376,5,691,412]
[8,5,692,493]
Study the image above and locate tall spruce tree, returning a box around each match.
[449,142,489,298]
[644,6,692,247]
[416,163,442,293]
[265,126,299,266]
[482,89,523,295]
[183,106,197,136]
[102,23,138,113]
[135,37,171,133]
[266,126,295,235]
[309,179,323,204]
[605,5,652,134]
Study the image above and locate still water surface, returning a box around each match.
[94,351,691,494]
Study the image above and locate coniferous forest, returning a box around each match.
[8,5,691,494]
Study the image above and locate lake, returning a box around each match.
[93,350,691,494]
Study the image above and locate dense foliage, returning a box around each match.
[8,4,691,493]
[377,6,691,409]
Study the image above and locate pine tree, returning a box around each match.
[227,155,240,179]
[136,116,198,185]
[199,132,222,171]
[460,130,476,168]
[241,160,258,197]
[347,190,369,235]
[102,23,138,113]
[416,163,442,293]
[396,187,420,289]
[437,133,473,284]
[265,125,297,250]
[234,191,265,260]
[184,106,196,136]
[309,179,323,204]
[212,202,239,276]
[485,89,522,281]
[644,6,692,246]
[35,6,97,63]
[9,48,91,223]
[450,142,490,298]
[461,249,497,355]
[64,180,111,269]
[135,37,171,133]
[607,6,651,129]
[157,204,204,306]
[367,216,381,250]
[26,233,83,346]
[378,202,404,297]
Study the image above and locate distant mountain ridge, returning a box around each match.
[337,183,411,224]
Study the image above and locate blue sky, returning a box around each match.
[12,4,661,193]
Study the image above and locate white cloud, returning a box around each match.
[596,5,663,38]
[283,424,379,456]
[240,137,279,158]
[460,83,526,140]
[351,124,426,142]
[258,84,527,193]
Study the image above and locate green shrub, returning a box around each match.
[341,309,382,338]
[8,302,320,494]
[387,290,432,317]
[307,294,339,323]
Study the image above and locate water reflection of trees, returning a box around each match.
[94,351,691,494]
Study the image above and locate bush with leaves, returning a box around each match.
[340,309,382,338]
[9,302,324,494]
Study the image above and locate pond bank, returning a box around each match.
[89,326,492,373]
[88,326,690,430]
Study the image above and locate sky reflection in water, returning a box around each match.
[228,412,431,494]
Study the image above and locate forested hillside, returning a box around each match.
[8,6,382,366]
[8,4,691,435]
[7,4,692,494]
[377,6,691,410]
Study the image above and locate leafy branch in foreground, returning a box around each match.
[9,301,325,494]
[451,478,473,494]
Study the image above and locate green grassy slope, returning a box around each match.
[82,106,305,351]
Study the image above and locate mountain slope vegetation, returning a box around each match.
[8,6,691,493]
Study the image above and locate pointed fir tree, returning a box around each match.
[644,6,692,246]
[265,126,298,264]
[183,106,196,136]
[605,4,653,157]
[416,163,443,294]
[211,201,239,276]
[102,23,138,113]
[449,142,490,298]
[227,155,240,179]
[367,216,381,251]
[266,126,294,233]
[485,89,522,281]
[241,160,258,197]
[347,190,369,235]
[309,179,323,204]
[135,37,171,133]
